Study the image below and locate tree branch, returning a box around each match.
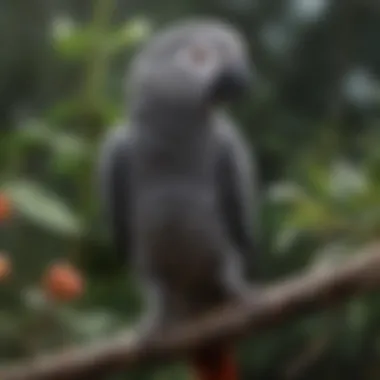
[1,243,380,380]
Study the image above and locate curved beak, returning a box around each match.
[211,59,253,102]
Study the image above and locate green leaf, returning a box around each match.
[267,181,306,204]
[13,121,54,147]
[51,15,93,61]
[328,161,368,200]
[57,308,120,342]
[1,180,83,237]
[50,133,91,175]
[108,17,151,53]
[274,225,302,254]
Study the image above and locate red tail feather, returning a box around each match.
[191,347,238,380]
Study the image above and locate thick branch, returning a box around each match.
[1,244,380,380]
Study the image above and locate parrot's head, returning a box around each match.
[128,19,253,111]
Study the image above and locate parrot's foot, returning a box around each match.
[134,305,179,344]
[234,282,263,310]
[136,282,180,341]
[221,249,261,306]
[134,319,167,346]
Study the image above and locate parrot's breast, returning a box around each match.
[134,182,228,294]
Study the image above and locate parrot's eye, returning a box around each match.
[175,43,218,77]
[188,45,212,65]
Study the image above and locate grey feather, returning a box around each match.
[97,125,132,264]
[215,112,259,269]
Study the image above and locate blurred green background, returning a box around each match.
[0,0,379,379]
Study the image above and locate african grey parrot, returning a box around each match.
[97,18,259,380]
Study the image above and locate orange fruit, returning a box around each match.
[43,261,84,302]
[0,193,11,221]
[0,252,11,281]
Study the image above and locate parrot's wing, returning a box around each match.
[97,125,132,265]
[215,115,260,269]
